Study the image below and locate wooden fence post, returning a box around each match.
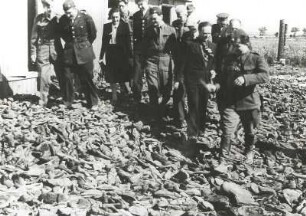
[277,19,285,61]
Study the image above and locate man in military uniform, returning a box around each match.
[213,35,269,164]
[58,0,99,109]
[211,13,229,44]
[142,7,176,119]
[132,0,151,103]
[30,0,64,106]
[172,5,189,128]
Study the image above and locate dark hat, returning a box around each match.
[234,34,250,45]
[186,4,195,10]
[63,0,76,11]
[216,13,229,19]
[149,7,162,16]
[41,0,53,6]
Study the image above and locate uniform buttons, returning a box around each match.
[73,35,75,38]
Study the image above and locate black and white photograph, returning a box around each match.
[0,0,306,215]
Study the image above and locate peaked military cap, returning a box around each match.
[41,0,53,6]
[63,0,76,11]
[149,7,162,16]
[216,13,229,19]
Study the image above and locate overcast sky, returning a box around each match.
[192,0,306,35]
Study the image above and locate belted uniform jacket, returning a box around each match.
[216,52,269,111]
[58,11,97,65]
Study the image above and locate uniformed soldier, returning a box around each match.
[30,0,64,106]
[142,7,176,119]
[211,13,229,44]
[131,0,151,103]
[213,35,269,164]
[172,5,189,128]
[58,0,99,109]
[214,18,247,84]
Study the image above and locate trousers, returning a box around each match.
[220,107,260,152]
[172,82,186,123]
[145,55,173,112]
[36,44,65,104]
[132,53,145,102]
[186,82,209,136]
[63,61,99,108]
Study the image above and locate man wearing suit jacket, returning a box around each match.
[58,0,99,109]
[132,0,151,103]
[213,35,269,164]
[179,22,216,138]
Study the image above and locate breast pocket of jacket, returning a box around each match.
[162,33,171,47]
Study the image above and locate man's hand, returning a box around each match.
[206,84,217,93]
[234,76,245,86]
[31,54,36,64]
[174,82,180,90]
[210,70,216,79]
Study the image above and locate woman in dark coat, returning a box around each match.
[100,8,132,103]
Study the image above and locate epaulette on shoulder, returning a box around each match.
[36,13,44,19]
[80,9,87,15]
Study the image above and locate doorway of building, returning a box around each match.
[28,0,38,71]
[162,4,172,24]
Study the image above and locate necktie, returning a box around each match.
[154,26,160,44]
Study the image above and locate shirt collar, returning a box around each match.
[112,22,119,28]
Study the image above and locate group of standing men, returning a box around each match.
[31,0,99,109]
[31,0,269,163]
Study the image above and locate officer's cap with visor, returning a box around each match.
[41,0,53,6]
[216,13,229,20]
[149,7,163,15]
[63,0,76,11]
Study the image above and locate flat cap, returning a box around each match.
[216,13,229,19]
[63,0,76,11]
[149,7,162,16]
[41,0,53,6]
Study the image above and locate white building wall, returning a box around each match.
[0,1,29,77]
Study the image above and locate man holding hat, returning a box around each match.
[30,0,64,106]
[58,0,99,109]
[142,7,176,120]
[212,35,269,164]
